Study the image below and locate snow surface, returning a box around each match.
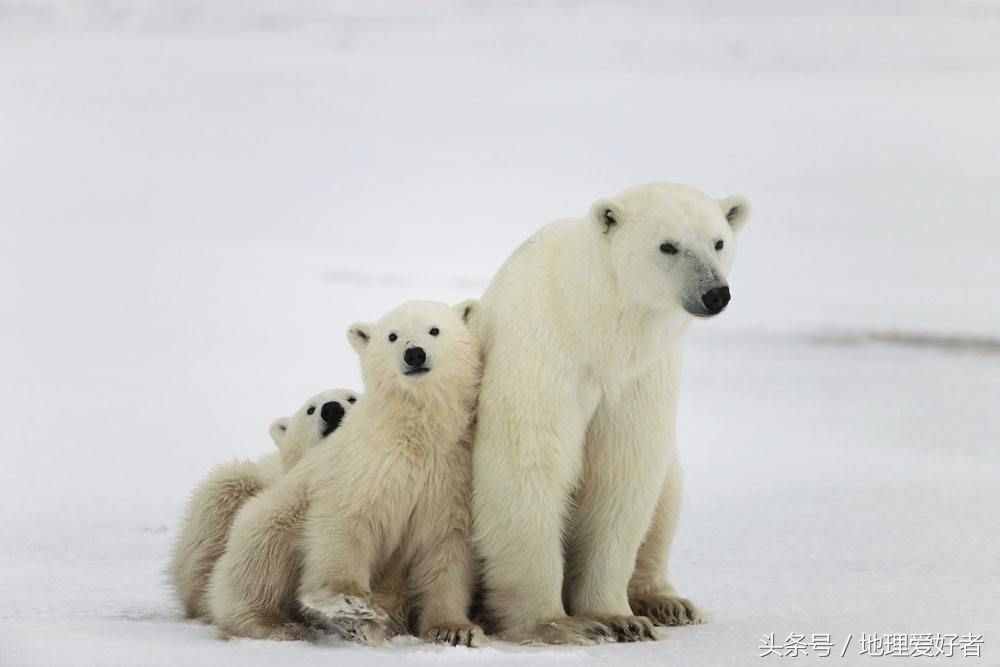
[2,2,998,665]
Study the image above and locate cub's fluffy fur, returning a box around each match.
[169,388,358,620]
[207,300,482,646]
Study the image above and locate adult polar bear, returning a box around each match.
[472,182,749,644]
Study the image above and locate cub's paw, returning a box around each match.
[503,616,614,645]
[267,622,311,641]
[424,623,485,647]
[593,614,657,642]
[300,588,387,625]
[336,619,394,645]
[630,593,703,626]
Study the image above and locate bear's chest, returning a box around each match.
[585,314,677,386]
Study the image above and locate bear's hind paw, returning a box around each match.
[503,616,614,646]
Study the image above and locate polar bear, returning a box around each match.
[169,388,359,620]
[208,300,483,646]
[471,182,750,644]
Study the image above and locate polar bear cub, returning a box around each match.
[169,388,359,620]
[208,300,482,646]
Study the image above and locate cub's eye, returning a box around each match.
[715,240,724,251]
[429,327,440,337]
[306,406,315,415]
[659,242,679,255]
[388,333,398,343]
[347,396,357,404]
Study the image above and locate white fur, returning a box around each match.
[471,182,750,644]
[168,388,359,620]
[208,301,484,647]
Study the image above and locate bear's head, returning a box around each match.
[591,182,750,318]
[269,387,361,470]
[347,300,480,408]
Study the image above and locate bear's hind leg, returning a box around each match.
[170,461,267,619]
[206,483,310,639]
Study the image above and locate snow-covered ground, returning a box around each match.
[2,3,998,665]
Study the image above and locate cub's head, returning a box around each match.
[269,387,361,470]
[592,182,750,317]
[347,300,480,403]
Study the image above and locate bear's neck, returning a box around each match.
[373,383,477,449]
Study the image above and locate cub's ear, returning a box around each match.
[590,197,624,234]
[347,323,372,354]
[719,195,750,233]
[269,417,289,447]
[453,299,478,325]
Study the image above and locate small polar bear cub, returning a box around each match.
[169,388,359,620]
[208,300,482,645]
[269,389,360,472]
[300,300,483,646]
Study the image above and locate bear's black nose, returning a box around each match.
[320,401,345,426]
[404,346,427,368]
[701,286,731,315]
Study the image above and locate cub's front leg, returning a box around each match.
[298,508,383,629]
[409,449,483,647]
[297,474,409,637]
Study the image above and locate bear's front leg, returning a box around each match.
[628,461,704,626]
[473,367,613,645]
[298,505,386,633]
[412,533,483,648]
[409,468,483,647]
[564,363,680,641]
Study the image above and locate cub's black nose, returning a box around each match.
[404,346,427,368]
[320,401,345,426]
[701,286,731,315]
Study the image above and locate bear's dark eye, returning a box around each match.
[306,406,315,415]
[429,327,440,337]
[715,240,724,251]
[659,242,679,255]
[388,333,398,343]
[347,396,357,404]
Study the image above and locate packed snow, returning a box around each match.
[2,2,998,665]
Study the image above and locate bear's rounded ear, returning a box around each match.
[719,195,750,233]
[453,299,478,325]
[590,198,624,235]
[347,323,372,354]
[269,417,289,447]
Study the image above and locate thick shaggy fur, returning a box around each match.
[169,388,359,620]
[208,301,483,645]
[471,183,750,644]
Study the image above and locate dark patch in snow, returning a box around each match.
[807,330,1000,355]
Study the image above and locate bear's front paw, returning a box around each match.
[592,614,657,642]
[424,623,485,647]
[300,588,388,626]
[334,619,395,645]
[629,593,703,626]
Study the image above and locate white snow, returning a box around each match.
[1,2,998,665]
